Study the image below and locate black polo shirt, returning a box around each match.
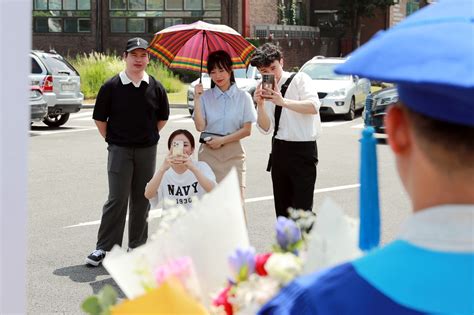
[93,74,170,147]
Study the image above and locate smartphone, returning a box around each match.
[172,140,184,156]
[262,74,275,98]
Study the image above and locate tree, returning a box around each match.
[338,0,395,49]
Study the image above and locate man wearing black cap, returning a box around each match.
[86,37,169,266]
[259,0,473,314]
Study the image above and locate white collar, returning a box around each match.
[398,204,474,253]
[119,71,149,88]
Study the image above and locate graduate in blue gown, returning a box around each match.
[258,0,474,314]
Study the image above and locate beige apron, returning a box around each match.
[198,140,246,188]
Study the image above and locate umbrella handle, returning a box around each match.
[200,31,206,83]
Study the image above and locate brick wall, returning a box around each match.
[360,9,388,45]
[249,0,278,28]
[256,37,340,70]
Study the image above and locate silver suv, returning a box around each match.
[30,50,83,127]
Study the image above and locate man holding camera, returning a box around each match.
[251,43,321,218]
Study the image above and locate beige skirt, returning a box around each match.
[198,140,246,188]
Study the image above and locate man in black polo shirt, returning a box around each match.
[86,37,169,266]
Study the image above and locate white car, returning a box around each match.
[187,65,261,115]
[299,56,371,120]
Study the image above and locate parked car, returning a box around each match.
[363,86,398,134]
[30,50,83,127]
[187,65,261,115]
[299,56,371,120]
[30,86,48,123]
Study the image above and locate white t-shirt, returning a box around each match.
[150,161,216,210]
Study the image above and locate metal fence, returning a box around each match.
[253,24,319,39]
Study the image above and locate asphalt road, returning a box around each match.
[27,108,411,314]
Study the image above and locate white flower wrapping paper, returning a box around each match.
[302,198,362,274]
[103,169,250,306]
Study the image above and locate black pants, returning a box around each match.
[96,144,157,251]
[271,139,318,218]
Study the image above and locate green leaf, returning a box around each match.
[97,285,118,309]
[238,265,249,282]
[81,296,102,315]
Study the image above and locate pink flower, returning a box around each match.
[213,285,233,315]
[255,253,272,276]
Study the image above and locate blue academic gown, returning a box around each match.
[258,206,474,315]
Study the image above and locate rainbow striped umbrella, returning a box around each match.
[148,21,256,74]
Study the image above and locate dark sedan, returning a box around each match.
[363,86,398,134]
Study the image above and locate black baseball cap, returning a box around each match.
[125,37,149,52]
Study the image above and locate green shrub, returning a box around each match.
[69,52,183,99]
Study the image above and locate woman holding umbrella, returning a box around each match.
[193,50,257,199]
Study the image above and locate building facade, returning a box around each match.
[31,0,421,69]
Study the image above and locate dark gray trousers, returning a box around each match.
[96,144,157,251]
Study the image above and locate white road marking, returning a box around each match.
[30,126,96,136]
[321,121,352,127]
[173,119,194,123]
[70,113,191,122]
[63,183,360,228]
[351,123,364,129]
[70,112,94,118]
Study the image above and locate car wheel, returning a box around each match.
[344,98,356,121]
[43,113,70,127]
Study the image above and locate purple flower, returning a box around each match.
[275,216,302,252]
[228,247,256,282]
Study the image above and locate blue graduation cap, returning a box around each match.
[335,0,474,251]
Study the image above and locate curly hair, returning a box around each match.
[250,43,283,68]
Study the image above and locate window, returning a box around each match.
[110,0,127,9]
[49,18,63,32]
[165,0,182,10]
[128,18,146,32]
[147,18,164,33]
[32,0,91,33]
[111,18,127,32]
[165,18,182,27]
[109,0,220,33]
[78,18,91,32]
[31,58,44,74]
[35,0,48,9]
[49,0,61,9]
[204,0,219,10]
[129,0,145,10]
[64,18,77,32]
[184,0,201,10]
[147,0,163,10]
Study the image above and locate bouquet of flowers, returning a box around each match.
[82,170,361,315]
[210,211,316,315]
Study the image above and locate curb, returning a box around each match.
[82,103,188,109]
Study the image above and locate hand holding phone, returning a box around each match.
[172,140,184,157]
[262,74,275,98]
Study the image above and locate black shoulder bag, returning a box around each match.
[266,72,297,172]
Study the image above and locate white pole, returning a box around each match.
[0,0,30,313]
